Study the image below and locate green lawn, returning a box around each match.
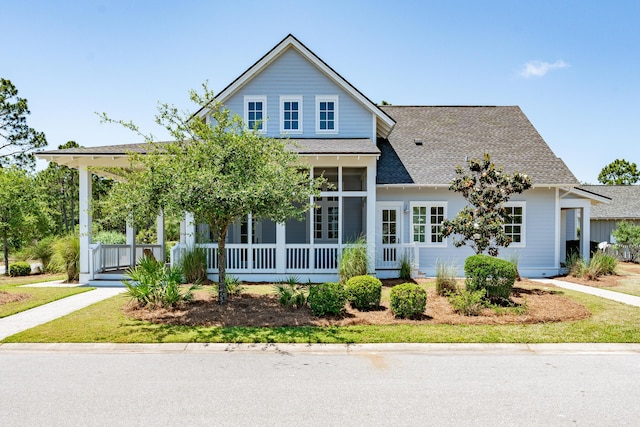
[0,274,92,318]
[4,286,640,343]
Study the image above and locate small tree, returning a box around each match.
[441,153,532,256]
[0,78,47,169]
[612,221,640,262]
[598,159,640,185]
[101,84,323,304]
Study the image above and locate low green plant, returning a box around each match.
[182,247,207,284]
[50,234,80,282]
[587,251,617,279]
[448,287,486,316]
[93,231,126,244]
[123,256,195,309]
[464,254,516,301]
[273,279,308,308]
[389,283,426,319]
[9,261,31,277]
[435,260,458,296]
[398,254,412,280]
[345,275,382,311]
[224,275,245,298]
[307,282,347,316]
[25,236,55,272]
[338,236,369,283]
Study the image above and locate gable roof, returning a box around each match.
[578,185,640,220]
[376,105,579,186]
[195,34,395,138]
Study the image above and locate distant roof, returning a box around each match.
[376,106,579,186]
[578,185,640,220]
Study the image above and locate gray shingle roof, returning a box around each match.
[38,138,379,157]
[578,185,640,219]
[377,106,579,186]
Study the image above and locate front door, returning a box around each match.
[376,203,402,268]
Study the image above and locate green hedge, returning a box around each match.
[9,261,31,277]
[308,282,347,316]
[389,283,426,319]
[345,275,382,311]
[464,254,516,300]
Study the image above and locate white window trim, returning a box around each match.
[410,201,448,247]
[244,95,267,133]
[279,95,303,134]
[504,201,526,248]
[315,95,339,134]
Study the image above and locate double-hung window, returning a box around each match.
[316,95,338,133]
[503,202,525,247]
[411,202,447,246]
[280,96,302,133]
[244,96,267,133]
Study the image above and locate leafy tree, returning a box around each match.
[598,159,640,185]
[612,221,640,262]
[100,84,323,303]
[441,153,532,256]
[0,167,47,274]
[0,78,47,169]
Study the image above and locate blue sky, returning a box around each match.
[3,0,639,183]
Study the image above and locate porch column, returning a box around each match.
[276,223,286,274]
[156,210,165,262]
[366,161,377,274]
[126,221,136,266]
[581,205,591,263]
[78,165,92,283]
[184,212,196,249]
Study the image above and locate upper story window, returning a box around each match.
[244,96,267,133]
[280,96,302,134]
[411,202,447,246]
[316,95,338,133]
[504,202,526,247]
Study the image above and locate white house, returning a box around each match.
[37,34,608,285]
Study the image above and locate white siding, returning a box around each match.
[376,187,558,276]
[224,48,374,139]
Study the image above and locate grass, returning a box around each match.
[0,273,92,318]
[4,284,640,343]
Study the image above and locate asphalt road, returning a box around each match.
[1,345,639,426]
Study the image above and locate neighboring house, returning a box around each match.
[578,185,640,243]
[37,34,607,285]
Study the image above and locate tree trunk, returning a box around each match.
[3,228,8,276]
[217,228,228,304]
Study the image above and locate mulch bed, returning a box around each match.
[124,279,591,327]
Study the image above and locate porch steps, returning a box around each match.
[86,280,125,287]
[94,272,126,281]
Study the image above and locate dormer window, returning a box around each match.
[280,96,302,134]
[316,95,338,133]
[244,96,267,132]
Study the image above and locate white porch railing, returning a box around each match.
[197,243,278,273]
[374,243,418,270]
[90,244,163,277]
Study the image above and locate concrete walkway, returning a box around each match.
[533,278,640,307]
[0,287,125,341]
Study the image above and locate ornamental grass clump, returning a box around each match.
[182,247,207,284]
[338,236,369,284]
[345,275,382,311]
[389,283,426,319]
[464,254,516,302]
[435,260,458,296]
[50,234,80,282]
[307,282,347,316]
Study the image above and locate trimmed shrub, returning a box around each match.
[464,254,516,301]
[339,236,369,283]
[308,282,347,316]
[435,260,458,296]
[345,275,382,311]
[389,283,426,319]
[9,261,31,277]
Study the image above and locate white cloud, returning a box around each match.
[520,60,569,78]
